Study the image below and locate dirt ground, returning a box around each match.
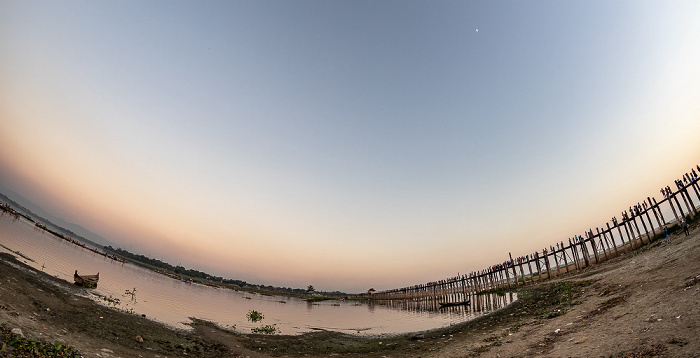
[1,222,699,358]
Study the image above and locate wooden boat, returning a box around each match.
[74,270,99,288]
[438,300,470,308]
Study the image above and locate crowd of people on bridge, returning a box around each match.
[429,164,700,296]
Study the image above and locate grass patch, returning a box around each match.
[1,324,81,357]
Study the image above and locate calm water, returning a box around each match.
[0,213,515,336]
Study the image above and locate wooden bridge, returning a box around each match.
[361,167,700,306]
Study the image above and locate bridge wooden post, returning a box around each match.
[606,223,619,256]
[502,264,511,288]
[642,206,656,238]
[574,238,584,269]
[561,242,570,273]
[677,183,694,218]
[691,175,700,200]
[619,215,632,250]
[613,219,624,248]
[517,257,526,285]
[673,193,686,220]
[630,214,643,245]
[475,272,482,294]
[449,280,455,303]
[667,194,680,224]
[509,253,519,287]
[588,230,600,263]
[649,197,663,230]
[683,186,696,216]
[579,237,590,267]
[526,256,535,283]
[533,252,542,281]
[636,208,651,243]
[478,272,484,294]
[690,176,700,203]
[543,249,552,279]
[627,216,638,249]
[568,240,577,270]
[652,198,666,225]
[446,280,452,303]
[596,228,609,260]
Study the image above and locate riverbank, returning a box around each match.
[1,221,699,357]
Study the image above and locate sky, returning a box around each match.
[1,1,700,293]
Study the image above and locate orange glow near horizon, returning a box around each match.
[3,1,700,292]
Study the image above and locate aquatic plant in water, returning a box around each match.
[246,310,264,322]
[246,310,278,334]
[251,324,278,334]
[103,294,121,308]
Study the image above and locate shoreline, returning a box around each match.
[2,219,700,357]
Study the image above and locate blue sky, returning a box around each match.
[2,1,700,292]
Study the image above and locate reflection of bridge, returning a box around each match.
[368,291,516,319]
[362,166,700,306]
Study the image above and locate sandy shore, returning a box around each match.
[1,220,699,357]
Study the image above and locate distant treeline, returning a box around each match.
[103,246,348,296]
[1,191,348,296]
[0,192,99,248]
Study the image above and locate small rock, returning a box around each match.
[135,335,144,343]
[410,334,425,340]
[11,328,24,338]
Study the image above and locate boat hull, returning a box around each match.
[438,300,470,308]
[74,271,99,288]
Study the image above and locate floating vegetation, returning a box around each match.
[246,310,279,334]
[251,324,278,334]
[246,310,264,323]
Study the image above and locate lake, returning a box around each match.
[0,213,516,336]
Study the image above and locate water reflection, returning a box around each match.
[361,292,516,319]
[0,214,516,336]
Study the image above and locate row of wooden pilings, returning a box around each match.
[361,167,700,305]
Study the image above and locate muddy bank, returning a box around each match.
[1,222,700,357]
